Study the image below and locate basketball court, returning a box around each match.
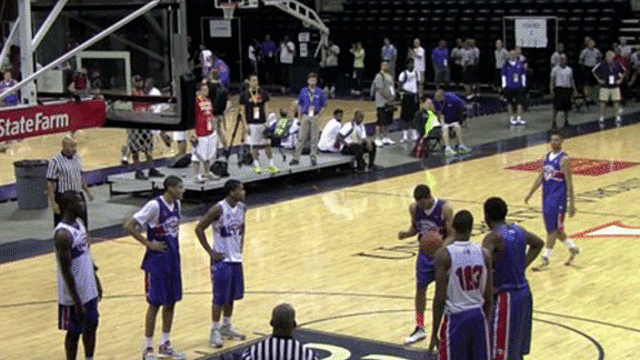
[1,117,640,359]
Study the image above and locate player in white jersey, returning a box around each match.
[429,210,492,360]
[54,191,99,360]
[195,179,248,348]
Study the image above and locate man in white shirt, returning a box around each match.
[340,111,376,172]
[318,109,345,153]
[412,39,426,94]
[199,44,213,80]
[322,39,340,97]
[279,36,295,92]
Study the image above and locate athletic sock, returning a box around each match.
[160,332,170,346]
[563,239,576,249]
[269,158,275,167]
[416,312,424,329]
[253,159,260,167]
[211,321,220,331]
[145,337,153,349]
[223,316,232,326]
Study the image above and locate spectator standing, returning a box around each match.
[340,111,377,172]
[381,37,398,80]
[432,39,450,89]
[460,40,475,100]
[451,38,464,89]
[412,39,426,94]
[208,71,230,149]
[592,50,626,124]
[502,50,527,125]
[318,109,345,153]
[239,74,277,174]
[550,54,578,128]
[398,59,421,142]
[212,53,230,89]
[68,68,91,99]
[618,37,633,59]
[260,34,278,84]
[0,69,19,106]
[432,89,470,156]
[470,39,480,95]
[241,304,319,360]
[373,61,396,147]
[46,136,94,227]
[578,39,602,103]
[550,43,565,68]
[321,39,340,97]
[291,73,326,166]
[494,40,509,92]
[248,39,259,76]
[199,44,214,80]
[279,36,295,92]
[191,82,218,183]
[350,42,365,94]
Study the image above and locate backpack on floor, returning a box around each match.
[411,136,429,159]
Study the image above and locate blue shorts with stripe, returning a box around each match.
[439,307,490,360]
[543,202,565,233]
[211,261,244,306]
[416,252,435,288]
[145,270,182,307]
[58,297,99,336]
[491,288,532,360]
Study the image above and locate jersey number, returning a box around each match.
[455,265,483,291]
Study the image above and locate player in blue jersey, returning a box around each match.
[482,197,544,360]
[398,184,454,345]
[124,176,186,360]
[524,129,580,270]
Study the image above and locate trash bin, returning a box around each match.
[14,160,49,210]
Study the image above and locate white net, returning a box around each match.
[221,3,237,19]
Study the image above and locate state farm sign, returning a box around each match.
[0,99,106,141]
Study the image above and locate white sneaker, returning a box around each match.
[383,137,395,145]
[445,146,457,157]
[209,328,223,348]
[158,342,186,359]
[404,326,426,345]
[565,246,580,266]
[532,256,550,271]
[457,144,471,154]
[143,347,157,360]
[599,117,605,124]
[374,138,384,147]
[510,117,517,125]
[517,118,526,125]
[411,130,420,141]
[220,324,246,340]
[400,137,409,143]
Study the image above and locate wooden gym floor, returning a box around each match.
[1,121,640,359]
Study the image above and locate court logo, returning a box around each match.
[506,158,640,177]
[199,329,425,360]
[571,221,640,238]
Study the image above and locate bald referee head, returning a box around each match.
[61,136,77,157]
[270,303,296,336]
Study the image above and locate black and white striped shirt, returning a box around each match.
[242,336,318,360]
[46,153,84,193]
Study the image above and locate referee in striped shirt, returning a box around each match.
[242,304,318,360]
[46,136,93,226]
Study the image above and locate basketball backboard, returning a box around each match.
[214,0,259,9]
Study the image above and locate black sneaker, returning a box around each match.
[289,159,300,166]
[148,168,164,177]
[135,170,148,180]
[310,156,318,166]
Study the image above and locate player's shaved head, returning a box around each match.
[270,303,296,335]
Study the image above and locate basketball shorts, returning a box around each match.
[145,270,183,307]
[246,124,270,146]
[543,203,565,233]
[211,261,245,306]
[127,128,154,153]
[58,297,99,336]
[439,307,490,360]
[503,88,525,105]
[173,131,187,142]
[376,106,394,126]
[491,288,533,360]
[553,88,573,111]
[416,252,435,288]
[191,132,218,162]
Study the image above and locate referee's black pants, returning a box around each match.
[341,142,376,170]
[54,191,88,228]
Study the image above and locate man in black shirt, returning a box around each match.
[207,71,230,149]
[239,74,278,174]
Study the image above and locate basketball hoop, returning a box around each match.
[221,2,238,19]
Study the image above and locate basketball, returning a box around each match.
[419,231,443,255]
